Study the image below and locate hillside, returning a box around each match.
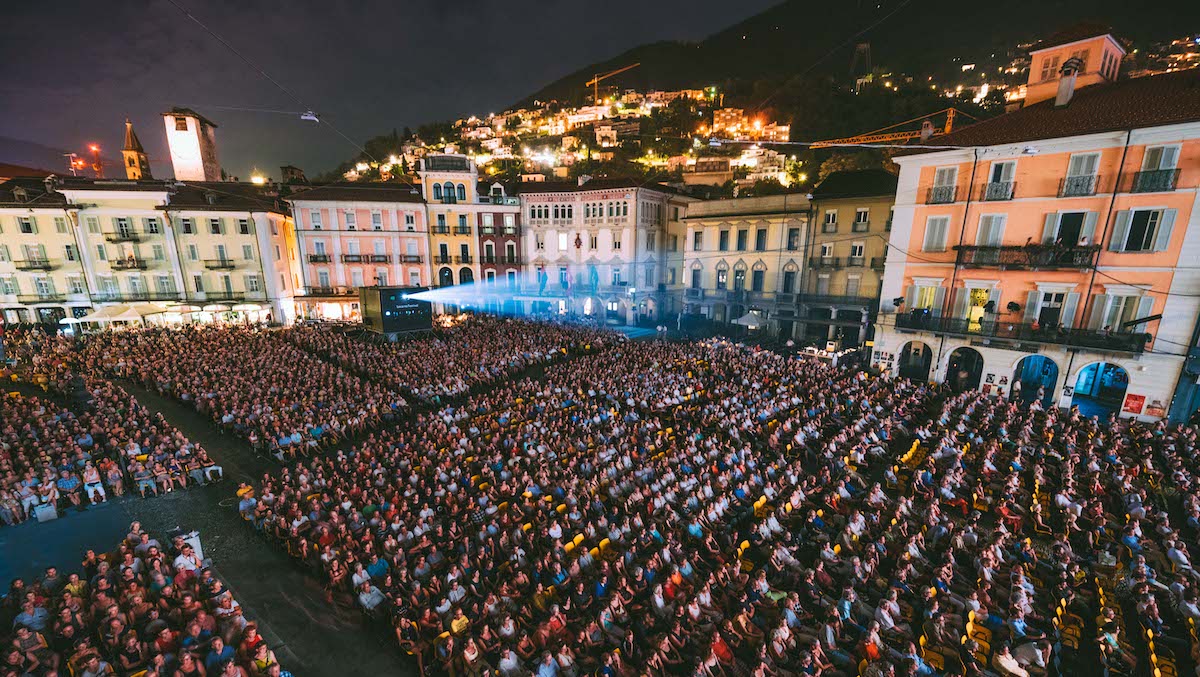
[516,0,1200,107]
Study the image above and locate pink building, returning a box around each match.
[876,28,1200,420]
[287,184,430,321]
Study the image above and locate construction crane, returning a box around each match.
[585,63,641,105]
[810,108,973,148]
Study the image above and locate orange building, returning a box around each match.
[875,28,1200,420]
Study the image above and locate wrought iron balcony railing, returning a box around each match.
[926,185,958,204]
[981,181,1015,201]
[1128,169,1180,194]
[954,244,1100,270]
[894,312,1147,353]
[1059,174,1099,198]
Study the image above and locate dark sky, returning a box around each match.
[0,0,778,180]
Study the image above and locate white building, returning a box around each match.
[519,177,693,324]
[162,108,220,182]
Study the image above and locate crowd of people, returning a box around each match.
[281,317,612,403]
[2,523,288,677]
[0,376,216,528]
[9,316,1200,676]
[77,327,407,459]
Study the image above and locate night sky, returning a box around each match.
[0,0,778,180]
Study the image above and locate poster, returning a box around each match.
[1122,393,1146,415]
[1145,399,1167,418]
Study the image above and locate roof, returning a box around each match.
[57,177,174,192]
[165,182,285,213]
[811,169,898,200]
[1030,23,1121,53]
[123,119,145,153]
[285,182,424,204]
[0,163,54,179]
[521,177,681,195]
[0,177,67,207]
[162,107,218,128]
[912,68,1200,150]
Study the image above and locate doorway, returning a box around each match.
[898,341,932,381]
[1013,355,1058,406]
[947,347,984,391]
[1071,362,1130,418]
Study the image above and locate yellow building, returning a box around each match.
[0,177,92,324]
[804,169,897,345]
[0,177,303,325]
[682,193,811,335]
[419,154,480,287]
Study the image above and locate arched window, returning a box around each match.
[456,183,467,201]
[432,183,442,200]
[443,182,455,202]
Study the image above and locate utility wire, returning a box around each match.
[163,0,376,162]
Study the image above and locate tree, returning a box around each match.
[817,151,887,181]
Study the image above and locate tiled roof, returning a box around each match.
[1031,23,1118,52]
[811,169,898,199]
[521,177,680,195]
[0,177,67,206]
[166,182,285,212]
[915,68,1200,150]
[162,107,218,128]
[285,182,424,203]
[58,177,174,192]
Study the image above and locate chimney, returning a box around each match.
[1055,56,1085,107]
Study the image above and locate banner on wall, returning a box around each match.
[1122,393,1146,415]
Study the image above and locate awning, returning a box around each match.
[202,304,231,312]
[77,305,143,323]
[733,312,767,329]
[126,302,170,317]
[231,303,263,312]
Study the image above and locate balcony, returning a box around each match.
[722,289,747,302]
[369,254,391,263]
[1058,174,1099,198]
[433,226,450,235]
[774,292,796,305]
[893,313,1147,354]
[481,255,497,264]
[14,258,55,271]
[204,258,237,270]
[17,293,66,303]
[810,256,842,269]
[980,181,1015,201]
[954,244,1100,270]
[308,254,332,263]
[685,288,705,301]
[481,226,495,235]
[93,291,183,303]
[821,223,838,234]
[801,294,877,308]
[201,292,249,303]
[104,232,141,243]
[456,255,473,264]
[851,221,870,233]
[502,227,518,235]
[847,256,866,267]
[341,254,368,263]
[501,255,520,265]
[454,226,473,235]
[871,257,886,270]
[1128,169,1180,193]
[400,255,423,263]
[304,286,355,297]
[110,257,148,271]
[434,255,452,264]
[926,185,958,204]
